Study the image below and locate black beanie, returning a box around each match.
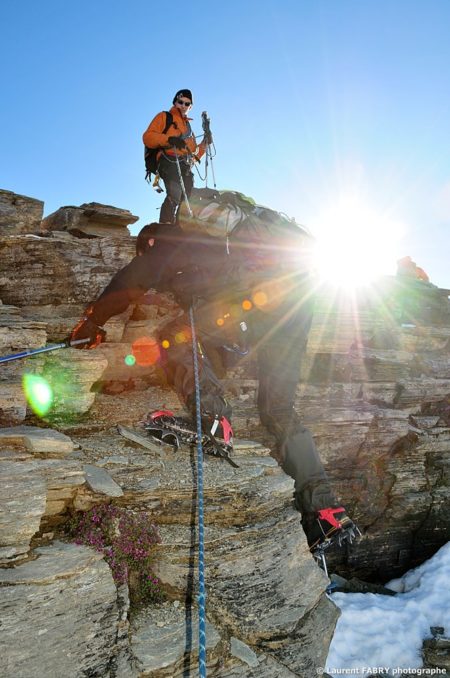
[173,89,193,105]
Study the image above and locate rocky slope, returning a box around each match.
[0,189,449,676]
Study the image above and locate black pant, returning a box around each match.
[158,155,194,224]
[156,294,337,516]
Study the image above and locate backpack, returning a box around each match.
[178,187,314,273]
[144,112,173,181]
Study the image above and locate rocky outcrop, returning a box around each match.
[0,417,335,677]
[1,189,449,676]
[0,231,135,308]
[41,201,139,238]
[423,629,450,671]
[295,293,450,580]
[0,542,130,678]
[0,189,44,235]
[0,425,128,564]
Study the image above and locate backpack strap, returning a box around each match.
[162,111,174,135]
[179,120,192,140]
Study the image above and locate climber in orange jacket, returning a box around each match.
[143,89,209,224]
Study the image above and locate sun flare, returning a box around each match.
[310,196,405,289]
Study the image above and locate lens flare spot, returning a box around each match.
[124,354,136,366]
[161,339,170,350]
[22,373,53,417]
[175,332,186,344]
[242,299,252,311]
[253,291,268,307]
[216,318,225,326]
[131,336,161,366]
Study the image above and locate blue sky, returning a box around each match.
[1,0,449,286]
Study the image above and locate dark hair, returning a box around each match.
[136,223,161,255]
[135,222,185,255]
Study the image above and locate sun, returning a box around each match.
[310,195,405,289]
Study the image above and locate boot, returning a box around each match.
[143,410,237,467]
[302,506,360,552]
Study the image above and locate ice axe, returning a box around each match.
[202,110,216,188]
[0,338,90,365]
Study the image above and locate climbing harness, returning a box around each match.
[190,306,207,677]
[0,338,89,364]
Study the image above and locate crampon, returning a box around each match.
[142,410,239,468]
[309,507,361,577]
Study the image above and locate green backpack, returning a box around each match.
[178,187,314,272]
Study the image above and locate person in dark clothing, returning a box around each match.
[69,222,358,551]
[143,89,208,224]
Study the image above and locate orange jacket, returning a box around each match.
[142,105,206,162]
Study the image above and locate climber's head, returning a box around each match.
[136,222,185,256]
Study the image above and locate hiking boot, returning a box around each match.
[305,507,360,553]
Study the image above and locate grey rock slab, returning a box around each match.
[84,463,124,497]
[113,452,294,526]
[0,425,74,457]
[132,602,221,676]
[0,540,104,584]
[0,456,86,562]
[0,541,121,678]
[208,509,328,644]
[153,510,329,646]
[230,636,259,667]
[263,593,340,678]
[0,459,46,560]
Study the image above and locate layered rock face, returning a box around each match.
[41,201,139,238]
[1,189,449,676]
[298,289,450,580]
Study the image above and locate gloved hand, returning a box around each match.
[168,136,186,150]
[68,316,106,349]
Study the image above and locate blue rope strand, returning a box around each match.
[189,307,207,677]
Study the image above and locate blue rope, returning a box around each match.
[189,307,207,677]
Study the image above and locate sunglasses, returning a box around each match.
[177,99,192,107]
